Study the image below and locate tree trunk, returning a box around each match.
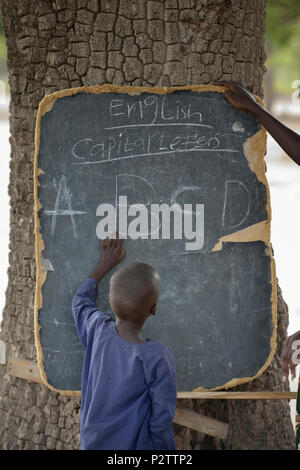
[0,0,295,450]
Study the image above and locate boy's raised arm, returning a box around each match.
[72,233,125,348]
[213,80,300,167]
[89,234,125,282]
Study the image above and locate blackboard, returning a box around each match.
[34,84,276,395]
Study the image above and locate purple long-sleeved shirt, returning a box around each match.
[71,277,177,450]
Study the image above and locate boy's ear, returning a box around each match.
[150,303,157,316]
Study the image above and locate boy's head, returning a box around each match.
[109,262,160,324]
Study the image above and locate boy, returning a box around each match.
[71,233,177,450]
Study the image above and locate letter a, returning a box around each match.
[44,175,87,239]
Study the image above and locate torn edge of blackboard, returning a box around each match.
[33,83,276,396]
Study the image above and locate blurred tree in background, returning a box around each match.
[265,0,300,97]
[0,9,7,79]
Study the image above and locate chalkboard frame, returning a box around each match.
[33,84,277,396]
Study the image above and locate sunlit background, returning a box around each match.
[263,0,300,425]
[0,1,299,423]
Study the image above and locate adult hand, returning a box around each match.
[213,80,261,115]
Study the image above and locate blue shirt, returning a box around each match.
[71,277,177,450]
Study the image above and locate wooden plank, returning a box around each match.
[174,408,228,439]
[7,357,43,384]
[0,340,6,365]
[4,357,297,402]
[177,391,297,399]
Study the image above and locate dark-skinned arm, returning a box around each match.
[89,233,126,282]
[213,80,300,166]
[72,233,125,348]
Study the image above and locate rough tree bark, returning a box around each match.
[0,0,295,450]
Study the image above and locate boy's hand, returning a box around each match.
[89,232,126,282]
[213,80,261,116]
[100,232,126,272]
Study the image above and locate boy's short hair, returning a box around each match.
[109,262,160,320]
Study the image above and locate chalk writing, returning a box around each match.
[222,180,250,229]
[43,175,87,238]
[35,87,271,392]
[71,127,241,165]
[109,94,203,125]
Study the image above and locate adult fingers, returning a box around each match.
[214,80,254,95]
[226,80,252,93]
[234,80,250,91]
[213,80,238,90]
[223,89,238,104]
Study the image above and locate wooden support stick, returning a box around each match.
[6,357,43,385]
[0,340,6,365]
[4,357,297,401]
[174,408,228,439]
[177,391,297,399]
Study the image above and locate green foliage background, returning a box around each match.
[266,0,300,94]
[0,9,7,86]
